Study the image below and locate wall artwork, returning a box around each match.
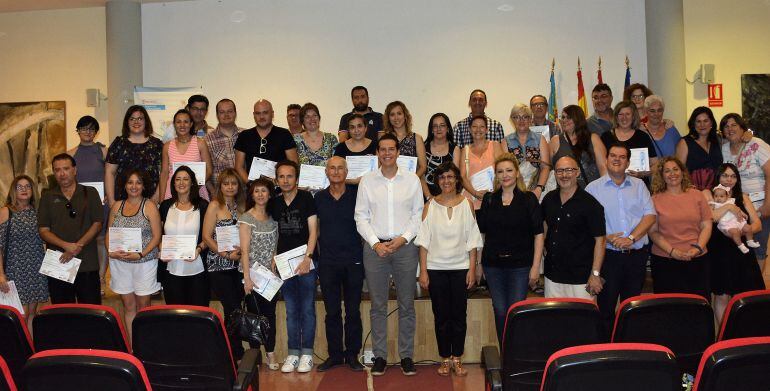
[0,101,66,199]
[741,74,770,142]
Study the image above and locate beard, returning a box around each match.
[354,103,368,112]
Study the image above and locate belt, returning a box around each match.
[607,248,646,255]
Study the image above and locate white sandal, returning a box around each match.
[266,352,279,370]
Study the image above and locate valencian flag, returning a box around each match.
[597,56,603,84]
[577,58,587,115]
[548,59,558,123]
[624,55,631,90]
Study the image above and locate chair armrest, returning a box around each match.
[233,348,260,391]
[481,345,501,371]
[486,369,503,391]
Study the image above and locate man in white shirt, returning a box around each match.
[355,133,424,376]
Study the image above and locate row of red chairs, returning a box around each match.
[0,304,260,391]
[482,290,770,391]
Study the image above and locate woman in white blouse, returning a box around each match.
[158,166,210,306]
[415,162,483,377]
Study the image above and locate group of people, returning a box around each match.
[0,83,766,378]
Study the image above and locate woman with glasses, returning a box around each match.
[623,83,654,125]
[105,106,164,207]
[549,105,607,188]
[0,175,47,330]
[159,109,213,202]
[642,95,680,158]
[503,103,552,200]
[423,113,460,198]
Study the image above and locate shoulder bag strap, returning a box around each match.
[3,209,12,272]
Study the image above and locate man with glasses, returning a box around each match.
[587,84,614,135]
[453,89,505,148]
[234,99,298,183]
[541,155,606,300]
[287,103,303,135]
[38,153,104,304]
[530,95,560,138]
[338,86,383,143]
[187,94,213,137]
[204,99,243,196]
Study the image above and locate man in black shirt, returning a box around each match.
[542,155,606,299]
[338,86,382,142]
[234,99,298,183]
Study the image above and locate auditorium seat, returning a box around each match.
[0,305,33,385]
[132,305,259,391]
[692,337,770,391]
[0,356,17,391]
[717,289,770,341]
[21,349,151,391]
[32,303,130,352]
[611,293,714,375]
[482,298,605,391]
[539,343,681,391]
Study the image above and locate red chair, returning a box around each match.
[693,337,770,391]
[0,305,33,385]
[482,298,605,391]
[0,356,17,391]
[132,305,259,390]
[20,349,151,391]
[718,289,770,341]
[32,304,130,352]
[612,293,714,375]
[539,343,681,391]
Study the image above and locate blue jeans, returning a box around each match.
[483,265,530,345]
[283,269,317,356]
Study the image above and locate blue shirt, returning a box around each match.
[585,174,656,250]
[314,185,362,265]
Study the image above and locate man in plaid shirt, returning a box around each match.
[452,89,505,148]
[204,98,243,195]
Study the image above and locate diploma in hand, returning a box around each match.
[248,157,277,180]
[108,227,143,253]
[215,225,240,252]
[470,166,495,191]
[274,244,315,280]
[628,148,650,172]
[345,156,378,179]
[249,264,283,301]
[160,235,197,260]
[172,162,207,185]
[39,249,81,284]
[298,164,330,189]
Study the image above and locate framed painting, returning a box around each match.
[741,74,770,142]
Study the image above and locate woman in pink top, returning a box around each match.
[160,109,213,201]
[459,116,504,209]
[648,156,713,299]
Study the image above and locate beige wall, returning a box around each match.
[683,0,770,124]
[0,7,109,149]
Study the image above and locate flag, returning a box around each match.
[577,58,587,115]
[624,55,631,90]
[548,59,558,123]
[597,56,603,84]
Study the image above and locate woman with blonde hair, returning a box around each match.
[504,103,551,199]
[383,101,427,182]
[476,153,544,344]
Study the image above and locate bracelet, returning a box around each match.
[668,248,675,257]
[691,243,704,255]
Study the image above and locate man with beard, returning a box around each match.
[338,86,383,142]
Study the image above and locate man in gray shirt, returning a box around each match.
[587,83,614,135]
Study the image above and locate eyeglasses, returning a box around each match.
[531,102,547,108]
[512,115,532,121]
[631,94,646,100]
[65,201,77,219]
[77,127,96,133]
[259,138,267,155]
[15,184,31,191]
[555,167,579,175]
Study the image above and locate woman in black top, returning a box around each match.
[675,106,723,190]
[477,153,544,344]
[423,113,460,198]
[334,114,377,186]
[600,100,658,181]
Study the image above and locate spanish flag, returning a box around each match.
[577,58,587,115]
[597,56,603,84]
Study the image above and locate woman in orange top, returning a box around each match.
[459,116,504,210]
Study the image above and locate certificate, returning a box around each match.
[39,249,81,284]
[248,264,284,301]
[274,244,315,280]
[298,164,329,189]
[248,157,277,180]
[108,227,143,253]
[172,162,207,185]
[0,281,24,315]
[215,225,240,252]
[530,125,550,141]
[346,155,378,179]
[81,182,105,204]
[470,166,495,191]
[628,148,650,172]
[160,235,197,260]
[397,156,418,173]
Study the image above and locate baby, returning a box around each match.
[710,184,760,254]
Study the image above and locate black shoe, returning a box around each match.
[400,357,417,376]
[317,357,344,372]
[347,356,365,372]
[371,357,387,376]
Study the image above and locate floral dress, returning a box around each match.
[207,208,239,272]
[238,212,278,272]
[0,208,47,304]
[294,132,338,166]
[398,133,418,157]
[106,136,164,198]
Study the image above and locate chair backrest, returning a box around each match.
[32,304,130,353]
[718,289,770,341]
[132,305,237,390]
[501,298,605,390]
[0,356,17,391]
[693,337,770,391]
[540,343,681,391]
[21,349,151,391]
[0,305,33,384]
[612,293,714,374]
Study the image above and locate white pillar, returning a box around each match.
[106,0,143,141]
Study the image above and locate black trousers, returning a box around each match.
[318,262,364,361]
[597,249,649,336]
[163,271,210,307]
[249,293,277,353]
[48,271,101,305]
[427,269,468,358]
[651,253,711,300]
[208,268,246,359]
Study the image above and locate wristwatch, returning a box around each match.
[592,270,601,277]
[535,184,545,191]
[628,234,636,243]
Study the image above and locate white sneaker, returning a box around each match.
[746,240,761,248]
[281,355,299,373]
[738,244,750,254]
[297,354,313,373]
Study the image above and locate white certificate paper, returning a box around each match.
[249,264,284,301]
[470,166,495,191]
[81,182,105,204]
[216,225,240,252]
[172,162,207,185]
[298,164,330,189]
[160,235,197,260]
[628,148,650,172]
[274,244,315,280]
[248,157,277,180]
[397,156,418,173]
[39,249,81,284]
[530,125,551,141]
[346,156,378,179]
[108,227,143,253]
[0,281,24,314]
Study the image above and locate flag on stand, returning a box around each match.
[577,58,587,115]
[624,55,631,90]
[548,59,558,123]
[597,56,603,84]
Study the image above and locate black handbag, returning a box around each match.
[227,293,269,347]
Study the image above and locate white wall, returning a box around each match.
[0,7,109,148]
[142,0,647,136]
